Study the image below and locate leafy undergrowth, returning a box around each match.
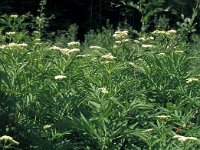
[1,15,200,150]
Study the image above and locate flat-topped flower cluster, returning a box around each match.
[50,41,80,56]
[0,42,28,49]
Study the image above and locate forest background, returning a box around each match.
[0,0,199,39]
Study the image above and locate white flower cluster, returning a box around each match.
[43,124,52,129]
[155,115,171,119]
[152,29,177,36]
[76,54,90,58]
[50,45,80,56]
[50,45,62,50]
[113,30,130,43]
[115,39,130,44]
[142,44,155,48]
[6,32,16,35]
[34,38,41,42]
[133,40,140,44]
[100,53,116,64]
[34,38,42,45]
[10,14,18,18]
[0,135,19,145]
[139,36,154,41]
[157,52,165,56]
[0,43,28,49]
[90,46,102,49]
[9,43,28,47]
[0,45,6,49]
[67,41,80,47]
[33,31,40,35]
[173,135,198,142]
[175,50,184,54]
[101,53,116,60]
[98,87,108,94]
[69,48,80,53]
[54,75,67,80]
[113,30,128,39]
[186,77,199,83]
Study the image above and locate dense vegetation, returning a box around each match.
[1,0,200,149]
[0,0,200,35]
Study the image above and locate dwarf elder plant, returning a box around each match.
[1,3,200,150]
[0,26,200,150]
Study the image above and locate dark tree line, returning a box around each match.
[0,0,199,36]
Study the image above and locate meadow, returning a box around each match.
[1,2,200,149]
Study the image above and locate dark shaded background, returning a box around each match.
[0,0,198,38]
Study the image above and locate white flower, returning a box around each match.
[35,42,42,45]
[100,60,112,64]
[115,30,128,34]
[0,135,13,141]
[155,115,171,119]
[33,31,40,34]
[187,137,198,140]
[90,46,101,49]
[152,30,166,35]
[34,38,41,42]
[10,14,18,18]
[8,43,18,47]
[152,29,176,36]
[133,40,140,44]
[113,30,128,40]
[138,58,143,61]
[157,53,165,56]
[122,39,130,42]
[6,32,16,35]
[59,48,70,55]
[76,54,90,58]
[50,46,79,55]
[138,37,154,41]
[19,43,28,47]
[101,53,116,60]
[50,45,62,50]
[0,45,6,49]
[139,37,146,41]
[69,48,80,53]
[168,29,177,34]
[55,75,67,80]
[175,50,184,53]
[142,44,155,48]
[43,124,52,129]
[115,39,129,43]
[173,135,198,142]
[113,45,118,48]
[186,78,199,83]
[27,52,33,55]
[0,135,19,145]
[7,42,28,48]
[115,41,122,44]
[98,87,108,94]
[67,41,80,47]
[143,129,153,132]
[148,36,154,40]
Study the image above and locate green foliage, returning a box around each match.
[54,24,79,47]
[35,0,54,37]
[177,2,200,40]
[154,15,170,30]
[110,0,199,32]
[1,2,200,149]
[112,0,166,31]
